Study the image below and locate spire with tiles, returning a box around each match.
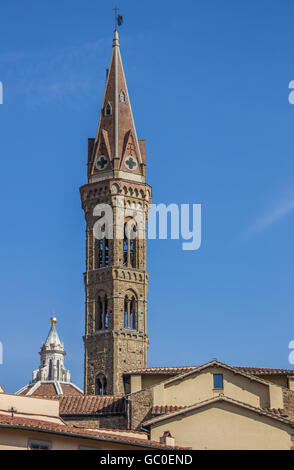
[88,29,146,181]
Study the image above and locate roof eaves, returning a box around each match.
[0,421,183,449]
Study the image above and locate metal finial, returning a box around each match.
[50,314,57,327]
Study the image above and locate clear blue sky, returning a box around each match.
[1,0,294,392]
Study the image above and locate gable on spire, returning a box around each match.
[120,129,140,174]
[92,129,112,175]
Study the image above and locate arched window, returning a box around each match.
[48,359,53,380]
[95,374,107,395]
[130,233,136,268]
[104,102,112,116]
[124,297,128,328]
[120,90,126,102]
[123,222,136,268]
[96,294,108,330]
[124,293,137,330]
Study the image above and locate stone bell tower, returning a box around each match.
[80,30,152,396]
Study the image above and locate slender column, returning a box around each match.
[127,238,131,267]
[127,299,131,328]
[102,239,106,267]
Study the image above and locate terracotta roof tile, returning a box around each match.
[152,404,290,419]
[61,384,83,396]
[152,405,189,415]
[236,367,294,375]
[124,366,196,375]
[0,413,185,449]
[48,395,126,415]
[262,408,289,417]
[17,382,83,397]
[125,365,294,376]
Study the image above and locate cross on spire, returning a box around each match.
[113,6,120,30]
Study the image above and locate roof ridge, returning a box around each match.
[144,395,294,428]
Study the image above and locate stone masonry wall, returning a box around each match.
[128,388,153,430]
[63,415,128,430]
[282,388,294,421]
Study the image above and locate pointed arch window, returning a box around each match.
[120,90,126,102]
[48,359,53,380]
[95,374,107,395]
[104,102,112,116]
[124,293,137,330]
[96,294,109,330]
[123,222,136,268]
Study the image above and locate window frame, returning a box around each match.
[213,373,224,390]
[28,439,52,450]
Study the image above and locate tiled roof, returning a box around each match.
[18,383,56,396]
[124,366,196,375]
[125,365,294,376]
[53,395,125,415]
[152,404,289,419]
[0,413,185,449]
[152,405,189,415]
[236,367,294,375]
[151,405,288,418]
[61,384,83,396]
[16,382,83,397]
[262,408,289,417]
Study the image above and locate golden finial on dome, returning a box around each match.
[50,314,57,327]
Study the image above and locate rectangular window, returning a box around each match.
[28,439,51,450]
[213,373,223,389]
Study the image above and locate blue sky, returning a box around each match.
[1,0,294,392]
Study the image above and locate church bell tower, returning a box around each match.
[80,30,151,396]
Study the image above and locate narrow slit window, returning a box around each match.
[105,102,112,116]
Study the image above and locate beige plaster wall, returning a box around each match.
[0,429,148,450]
[156,368,270,409]
[150,402,292,450]
[0,394,62,424]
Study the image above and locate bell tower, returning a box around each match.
[80,30,152,396]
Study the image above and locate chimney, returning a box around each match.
[160,430,175,447]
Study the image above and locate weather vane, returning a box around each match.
[113,6,123,30]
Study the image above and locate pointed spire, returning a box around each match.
[31,316,71,384]
[89,30,145,181]
[45,315,63,349]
